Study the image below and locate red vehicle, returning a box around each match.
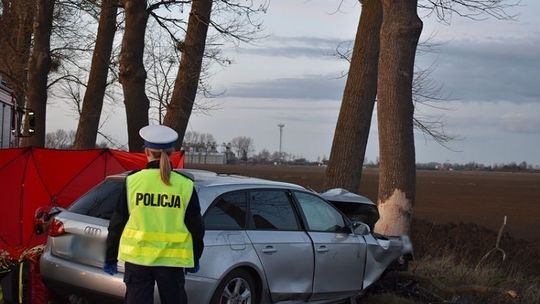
[0,76,34,148]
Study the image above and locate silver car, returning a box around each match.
[40,169,413,304]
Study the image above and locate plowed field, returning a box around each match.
[186,164,540,243]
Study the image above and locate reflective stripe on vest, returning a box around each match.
[118,170,195,267]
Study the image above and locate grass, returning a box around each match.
[411,256,538,303]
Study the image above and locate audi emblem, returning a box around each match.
[84,226,102,236]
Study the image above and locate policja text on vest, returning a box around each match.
[135,192,182,208]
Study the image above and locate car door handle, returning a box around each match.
[316,245,329,253]
[262,246,277,254]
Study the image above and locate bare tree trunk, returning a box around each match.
[14,2,34,108]
[0,1,17,82]
[73,0,118,149]
[324,0,382,193]
[374,0,422,236]
[119,0,149,151]
[0,0,34,108]
[20,0,55,147]
[163,0,213,146]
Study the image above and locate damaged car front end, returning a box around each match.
[321,188,414,286]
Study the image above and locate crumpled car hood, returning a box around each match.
[320,188,376,206]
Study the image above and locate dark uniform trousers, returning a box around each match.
[124,262,187,304]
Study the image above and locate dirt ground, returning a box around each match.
[186,164,540,243]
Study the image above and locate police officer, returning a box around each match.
[104,125,205,304]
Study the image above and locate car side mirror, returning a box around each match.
[352,221,371,235]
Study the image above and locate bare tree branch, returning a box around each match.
[148,10,187,44]
[147,0,189,12]
[47,74,86,89]
[419,0,520,22]
[97,130,127,149]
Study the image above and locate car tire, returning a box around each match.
[210,269,257,304]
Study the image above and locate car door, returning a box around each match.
[201,191,256,275]
[293,191,367,300]
[245,189,314,302]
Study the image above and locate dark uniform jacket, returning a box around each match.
[105,161,205,266]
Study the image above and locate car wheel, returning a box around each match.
[210,269,256,304]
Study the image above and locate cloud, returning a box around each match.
[237,46,336,59]
[419,33,540,103]
[234,35,347,59]
[224,33,540,103]
[271,36,345,47]
[500,116,540,134]
[224,75,345,100]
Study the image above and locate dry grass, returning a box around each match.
[410,256,539,303]
[411,219,540,304]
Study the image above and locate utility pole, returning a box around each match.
[278,123,285,160]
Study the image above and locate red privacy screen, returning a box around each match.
[0,147,184,249]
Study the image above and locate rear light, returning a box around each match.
[48,218,65,237]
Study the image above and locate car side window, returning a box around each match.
[248,190,300,231]
[69,179,124,219]
[294,191,347,233]
[204,191,247,230]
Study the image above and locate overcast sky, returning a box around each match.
[47,0,540,165]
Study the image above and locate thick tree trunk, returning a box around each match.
[20,0,55,147]
[163,0,213,146]
[119,0,149,151]
[324,0,382,193]
[73,0,118,149]
[374,0,422,236]
[0,1,16,82]
[13,2,34,108]
[0,0,34,108]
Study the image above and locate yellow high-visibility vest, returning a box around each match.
[118,169,195,267]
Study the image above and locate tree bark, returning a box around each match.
[374,0,422,236]
[13,1,34,108]
[20,0,55,147]
[0,2,17,84]
[324,0,382,193]
[0,0,34,109]
[119,0,149,151]
[73,0,118,149]
[163,0,213,146]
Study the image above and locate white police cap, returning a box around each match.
[139,125,178,149]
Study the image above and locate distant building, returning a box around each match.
[184,151,230,165]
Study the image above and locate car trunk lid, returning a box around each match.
[48,211,111,269]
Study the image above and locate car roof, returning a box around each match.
[107,168,306,191]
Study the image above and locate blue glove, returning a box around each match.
[185,264,200,274]
[103,262,118,275]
